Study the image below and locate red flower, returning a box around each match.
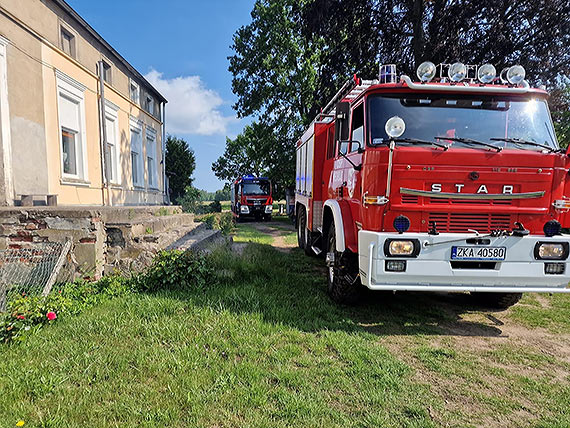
[16,315,25,320]
[46,311,57,321]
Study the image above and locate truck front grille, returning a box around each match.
[428,213,512,233]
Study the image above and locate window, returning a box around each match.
[56,71,87,181]
[146,129,158,188]
[326,127,335,159]
[130,120,143,187]
[102,61,112,84]
[350,103,364,152]
[104,102,119,184]
[60,27,75,58]
[145,94,154,115]
[61,128,77,174]
[130,79,140,104]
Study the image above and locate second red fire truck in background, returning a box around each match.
[231,175,273,222]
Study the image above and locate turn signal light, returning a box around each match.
[553,199,570,210]
[363,194,388,205]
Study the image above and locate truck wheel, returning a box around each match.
[297,207,306,249]
[326,222,362,304]
[472,292,523,309]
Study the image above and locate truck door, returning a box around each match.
[322,126,336,200]
[345,102,365,221]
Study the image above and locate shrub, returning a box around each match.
[1,293,72,343]
[0,276,131,343]
[135,250,213,293]
[217,212,234,235]
[209,200,222,213]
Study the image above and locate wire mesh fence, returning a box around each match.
[0,241,73,312]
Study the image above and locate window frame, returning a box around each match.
[60,25,76,58]
[104,101,120,185]
[101,60,112,85]
[145,94,154,116]
[349,101,365,153]
[145,127,158,189]
[56,70,88,183]
[129,117,144,188]
[129,79,140,105]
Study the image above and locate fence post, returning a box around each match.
[42,240,72,297]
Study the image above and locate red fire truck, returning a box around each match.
[231,175,273,222]
[295,62,570,307]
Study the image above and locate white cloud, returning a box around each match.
[144,69,234,136]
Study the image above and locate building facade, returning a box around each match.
[0,0,167,206]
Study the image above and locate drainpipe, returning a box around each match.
[97,60,109,206]
[161,101,169,204]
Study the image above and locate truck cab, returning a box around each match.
[231,175,273,222]
[295,63,570,307]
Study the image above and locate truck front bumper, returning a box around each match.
[358,231,570,293]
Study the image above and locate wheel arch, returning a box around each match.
[323,200,346,252]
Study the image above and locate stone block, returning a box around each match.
[44,217,92,231]
[74,242,97,275]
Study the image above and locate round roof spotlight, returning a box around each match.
[448,62,467,82]
[385,116,406,138]
[544,220,562,237]
[477,64,496,84]
[416,61,436,82]
[394,215,411,234]
[507,65,526,85]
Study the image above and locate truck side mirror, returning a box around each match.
[335,101,350,142]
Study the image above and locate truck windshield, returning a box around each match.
[367,94,559,150]
[242,181,270,195]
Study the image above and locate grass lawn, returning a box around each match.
[0,226,569,427]
[231,223,274,245]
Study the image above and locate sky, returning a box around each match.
[67,0,256,192]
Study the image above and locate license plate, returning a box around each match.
[451,246,506,261]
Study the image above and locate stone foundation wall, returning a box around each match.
[0,206,185,280]
[0,209,106,278]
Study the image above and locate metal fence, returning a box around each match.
[0,241,72,311]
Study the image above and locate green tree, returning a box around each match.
[165,135,196,201]
[551,84,570,148]
[212,121,295,198]
[224,0,570,192]
[229,0,570,127]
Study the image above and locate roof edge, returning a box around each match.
[53,0,167,103]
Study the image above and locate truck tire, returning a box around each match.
[326,222,362,304]
[472,292,523,309]
[297,207,306,249]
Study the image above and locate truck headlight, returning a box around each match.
[265,205,273,214]
[535,242,569,260]
[240,205,249,214]
[384,239,419,257]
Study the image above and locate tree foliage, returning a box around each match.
[212,121,295,198]
[551,84,570,148]
[220,0,570,189]
[165,135,196,201]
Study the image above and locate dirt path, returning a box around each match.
[249,220,296,252]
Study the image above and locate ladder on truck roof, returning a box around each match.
[319,76,378,118]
